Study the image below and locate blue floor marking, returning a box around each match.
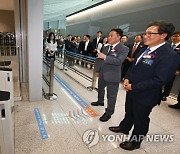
[54,74,90,108]
[34,108,48,140]
[81,108,90,118]
[73,110,82,120]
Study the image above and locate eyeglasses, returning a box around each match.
[142,32,161,36]
[172,35,180,37]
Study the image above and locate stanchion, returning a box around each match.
[62,50,67,71]
[44,58,58,100]
[87,58,98,91]
[55,51,97,91]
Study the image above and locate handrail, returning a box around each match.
[56,49,98,91]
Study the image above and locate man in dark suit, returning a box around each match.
[92,31,103,57]
[109,21,180,150]
[79,35,94,67]
[64,34,72,51]
[168,32,180,109]
[120,35,129,47]
[162,32,180,103]
[121,34,144,80]
[91,29,129,122]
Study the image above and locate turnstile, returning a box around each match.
[0,67,14,108]
[0,91,14,154]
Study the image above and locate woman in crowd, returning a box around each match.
[45,32,57,75]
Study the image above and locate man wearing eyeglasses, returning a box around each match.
[109,21,180,151]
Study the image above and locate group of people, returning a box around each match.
[90,21,180,151]
[63,32,109,67]
[44,31,109,67]
[44,21,180,150]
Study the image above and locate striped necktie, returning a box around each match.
[131,43,138,57]
[136,48,151,64]
[171,44,176,50]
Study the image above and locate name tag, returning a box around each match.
[142,59,154,66]
[111,53,117,57]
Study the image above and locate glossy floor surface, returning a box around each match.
[15,63,180,154]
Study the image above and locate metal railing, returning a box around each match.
[55,50,98,91]
[42,57,58,100]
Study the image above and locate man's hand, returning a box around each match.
[123,79,132,91]
[127,57,134,62]
[98,53,106,59]
[93,49,97,53]
[96,72,99,77]
[127,57,131,62]
[123,79,129,88]
[176,70,180,75]
[124,84,132,91]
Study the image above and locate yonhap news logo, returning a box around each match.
[82,129,100,148]
[82,129,174,148]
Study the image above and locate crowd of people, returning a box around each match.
[44,21,180,151]
[91,21,180,151]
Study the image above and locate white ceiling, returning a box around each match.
[0,0,14,10]
[43,0,103,21]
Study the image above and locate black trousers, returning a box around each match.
[121,60,131,80]
[119,92,153,143]
[162,75,176,97]
[98,76,119,116]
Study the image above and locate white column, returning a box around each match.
[27,0,43,101]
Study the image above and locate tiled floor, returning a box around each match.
[15,64,180,154]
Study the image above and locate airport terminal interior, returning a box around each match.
[0,0,180,154]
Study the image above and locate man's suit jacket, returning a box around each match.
[122,43,145,69]
[92,37,103,48]
[91,37,103,57]
[96,42,129,82]
[125,43,180,107]
[81,41,94,56]
[174,44,180,71]
[174,44,180,53]
[78,40,85,54]
[65,39,71,51]
[128,42,144,58]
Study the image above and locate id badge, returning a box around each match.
[142,59,154,66]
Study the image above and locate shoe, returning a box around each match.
[120,141,140,151]
[109,126,129,135]
[168,103,180,109]
[91,101,104,106]
[161,96,167,101]
[99,113,111,122]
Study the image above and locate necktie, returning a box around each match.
[131,43,138,57]
[171,44,176,50]
[108,45,113,54]
[109,45,113,51]
[136,48,151,64]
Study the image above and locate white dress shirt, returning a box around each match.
[84,40,89,51]
[97,37,101,45]
[135,42,166,64]
[46,41,57,51]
